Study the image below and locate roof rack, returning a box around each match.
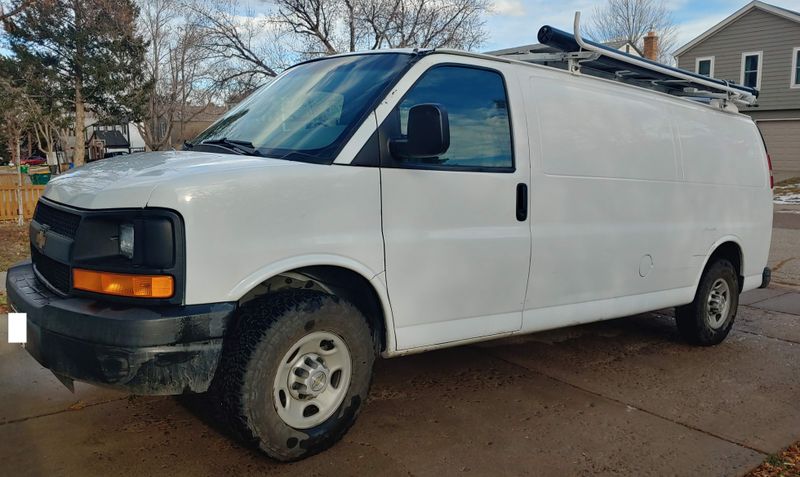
[494,12,758,110]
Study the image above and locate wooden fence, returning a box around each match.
[0,186,45,221]
[0,174,25,186]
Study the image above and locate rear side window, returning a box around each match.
[394,66,513,170]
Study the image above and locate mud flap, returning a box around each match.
[53,372,75,393]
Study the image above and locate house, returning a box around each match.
[169,104,230,148]
[603,39,644,57]
[674,1,800,181]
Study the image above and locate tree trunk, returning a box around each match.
[347,0,356,52]
[73,83,85,166]
[15,134,23,226]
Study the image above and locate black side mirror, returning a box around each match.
[389,103,450,159]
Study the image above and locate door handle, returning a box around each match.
[516,183,528,221]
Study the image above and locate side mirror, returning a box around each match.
[389,103,450,159]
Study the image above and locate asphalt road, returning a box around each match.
[0,207,798,476]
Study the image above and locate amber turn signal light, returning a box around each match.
[73,269,174,298]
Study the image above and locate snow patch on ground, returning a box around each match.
[774,180,800,204]
[774,192,800,205]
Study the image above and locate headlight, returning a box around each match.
[119,223,135,259]
[70,209,184,303]
[74,216,175,267]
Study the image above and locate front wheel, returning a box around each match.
[212,289,375,461]
[675,259,739,346]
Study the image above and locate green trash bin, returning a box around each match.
[30,173,51,185]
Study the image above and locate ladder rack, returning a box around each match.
[494,12,759,110]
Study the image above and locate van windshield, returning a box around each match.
[190,53,412,164]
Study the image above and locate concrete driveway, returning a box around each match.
[1,210,798,476]
[1,289,798,476]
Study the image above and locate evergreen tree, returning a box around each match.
[5,0,147,165]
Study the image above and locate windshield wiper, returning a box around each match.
[278,150,324,163]
[200,138,262,156]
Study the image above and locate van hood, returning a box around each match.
[44,151,310,209]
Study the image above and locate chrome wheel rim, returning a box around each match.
[273,331,352,429]
[706,278,731,329]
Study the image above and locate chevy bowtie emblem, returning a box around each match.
[35,228,47,251]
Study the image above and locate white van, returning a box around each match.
[7,21,773,461]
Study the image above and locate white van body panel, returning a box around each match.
[512,62,772,335]
[44,152,390,309]
[369,54,771,351]
[39,51,772,357]
[145,160,386,305]
[376,55,533,350]
[42,151,277,209]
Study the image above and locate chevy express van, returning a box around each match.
[7,21,773,461]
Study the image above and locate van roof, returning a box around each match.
[308,48,753,118]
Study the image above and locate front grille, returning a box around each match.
[33,201,81,238]
[31,247,70,294]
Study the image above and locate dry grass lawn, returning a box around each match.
[0,220,29,272]
[0,220,28,313]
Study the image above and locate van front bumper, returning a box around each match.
[6,261,236,395]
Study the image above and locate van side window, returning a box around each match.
[394,66,513,170]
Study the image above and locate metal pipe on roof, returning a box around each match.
[535,12,758,105]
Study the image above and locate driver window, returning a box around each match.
[395,66,513,170]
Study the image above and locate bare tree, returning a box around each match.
[31,111,61,162]
[138,0,176,150]
[381,0,488,50]
[274,0,490,55]
[150,0,489,113]
[137,0,216,150]
[585,0,677,64]
[0,0,31,22]
[0,77,37,224]
[188,0,292,95]
[277,0,339,54]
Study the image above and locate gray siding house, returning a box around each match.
[675,1,800,180]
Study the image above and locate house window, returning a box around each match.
[792,47,800,88]
[696,56,714,77]
[740,51,762,89]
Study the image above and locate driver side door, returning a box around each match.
[378,60,532,351]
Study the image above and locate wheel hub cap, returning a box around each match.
[287,352,330,399]
[310,371,327,392]
[273,331,352,429]
[706,278,731,329]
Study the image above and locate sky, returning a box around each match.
[481,0,800,53]
[6,1,797,62]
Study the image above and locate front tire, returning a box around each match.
[675,259,739,346]
[213,289,375,461]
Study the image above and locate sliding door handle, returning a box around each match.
[516,183,528,222]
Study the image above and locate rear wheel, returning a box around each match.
[212,289,374,461]
[675,259,739,346]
